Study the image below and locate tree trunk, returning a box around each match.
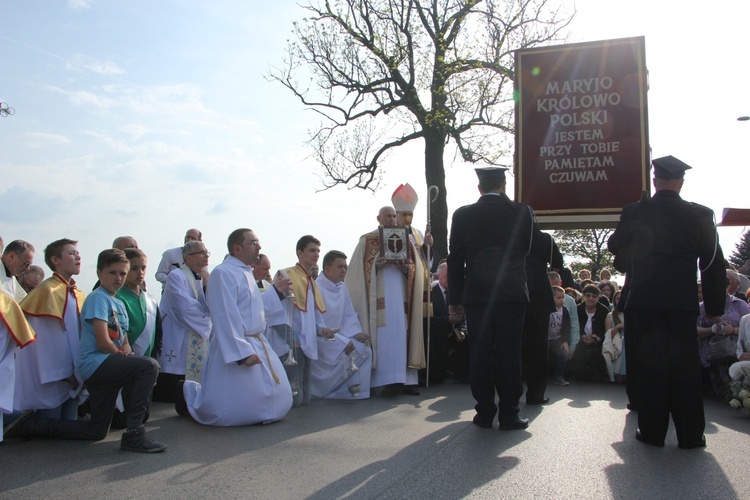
[424,129,448,270]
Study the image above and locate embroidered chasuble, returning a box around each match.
[408,227,434,318]
[345,230,425,371]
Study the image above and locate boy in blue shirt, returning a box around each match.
[7,249,166,453]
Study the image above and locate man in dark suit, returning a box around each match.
[608,155,726,449]
[447,167,541,431]
[422,260,468,385]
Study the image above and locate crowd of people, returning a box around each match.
[1,161,748,453]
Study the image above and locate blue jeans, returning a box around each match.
[548,337,568,377]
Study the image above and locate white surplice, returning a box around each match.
[310,274,372,399]
[266,266,324,361]
[159,267,211,376]
[0,265,26,303]
[14,294,86,411]
[0,324,17,442]
[154,246,183,287]
[183,256,292,426]
[370,266,417,386]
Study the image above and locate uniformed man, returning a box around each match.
[608,155,726,449]
[447,167,542,431]
[522,231,563,405]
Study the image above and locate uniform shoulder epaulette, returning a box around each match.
[688,202,713,215]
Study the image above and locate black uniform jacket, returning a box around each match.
[447,192,540,306]
[607,189,725,316]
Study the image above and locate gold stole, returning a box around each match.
[285,264,326,313]
[1,292,35,347]
[21,273,85,321]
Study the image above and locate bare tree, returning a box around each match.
[554,228,615,279]
[269,0,574,264]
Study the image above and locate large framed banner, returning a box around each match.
[379,226,411,262]
[514,37,650,229]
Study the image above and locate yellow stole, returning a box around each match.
[285,264,326,313]
[0,292,35,347]
[21,273,85,321]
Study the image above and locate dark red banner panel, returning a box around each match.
[515,37,649,228]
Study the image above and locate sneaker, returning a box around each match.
[551,375,570,386]
[121,426,167,453]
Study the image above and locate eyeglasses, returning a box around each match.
[188,251,210,257]
[239,240,260,247]
[13,253,32,269]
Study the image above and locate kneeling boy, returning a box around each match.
[7,249,166,453]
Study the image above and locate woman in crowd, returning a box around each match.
[602,290,625,383]
[729,312,750,380]
[598,281,615,311]
[568,284,611,382]
[697,271,750,396]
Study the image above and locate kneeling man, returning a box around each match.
[180,229,293,426]
[311,251,372,399]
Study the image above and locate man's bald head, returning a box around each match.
[112,236,138,250]
[377,206,397,227]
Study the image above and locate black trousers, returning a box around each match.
[629,309,704,444]
[522,306,550,403]
[623,311,638,408]
[422,321,451,383]
[465,301,526,423]
[32,354,159,440]
[152,372,183,403]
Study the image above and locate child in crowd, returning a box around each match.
[548,285,571,386]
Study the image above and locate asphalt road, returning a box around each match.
[1,381,748,499]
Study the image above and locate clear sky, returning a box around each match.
[1,0,748,291]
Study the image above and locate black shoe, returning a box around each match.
[472,414,493,429]
[3,410,35,440]
[498,416,530,431]
[403,385,420,396]
[678,435,706,449]
[121,426,167,453]
[627,403,638,412]
[635,429,664,447]
[526,397,550,405]
[175,380,188,417]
